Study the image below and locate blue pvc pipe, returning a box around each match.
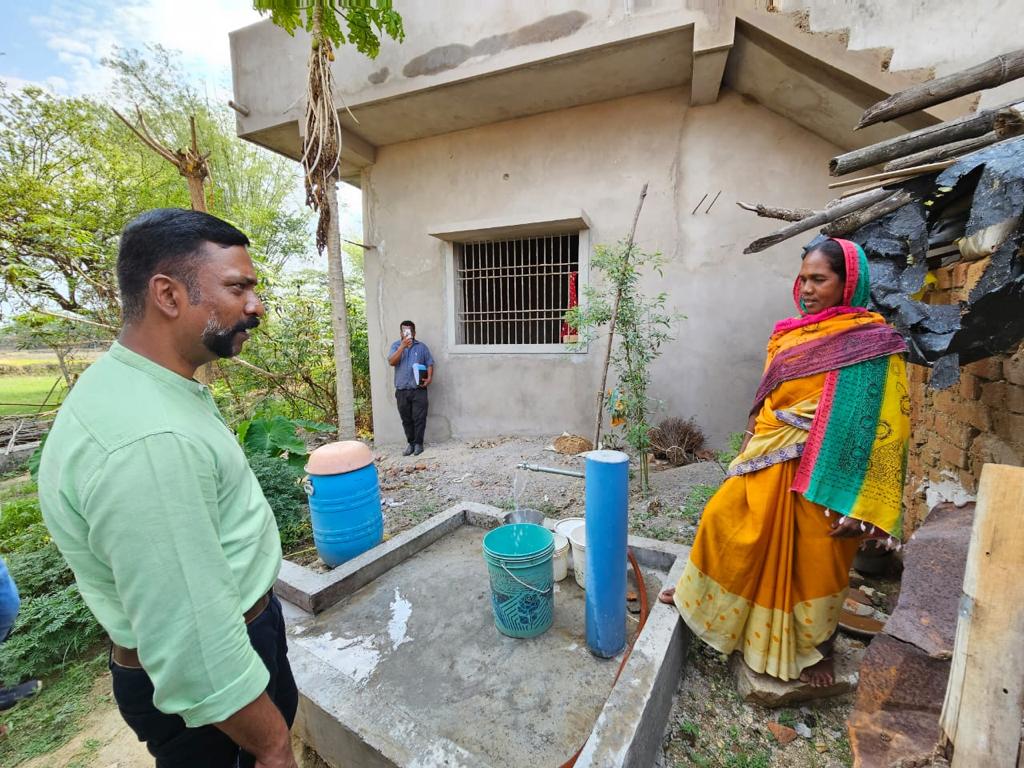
[584,449,629,658]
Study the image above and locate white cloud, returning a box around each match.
[0,73,69,93]
[27,0,262,96]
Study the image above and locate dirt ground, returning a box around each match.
[21,436,864,767]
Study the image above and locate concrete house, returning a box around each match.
[229,1,1024,446]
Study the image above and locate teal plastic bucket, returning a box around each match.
[482,524,555,638]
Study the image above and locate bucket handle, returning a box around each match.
[499,562,552,596]
[302,476,314,497]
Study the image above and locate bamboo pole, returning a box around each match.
[593,183,648,450]
[857,48,1024,130]
[826,160,954,190]
[742,188,891,254]
[830,99,1024,177]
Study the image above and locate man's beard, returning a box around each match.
[201,316,260,359]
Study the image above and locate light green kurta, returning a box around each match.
[39,342,282,727]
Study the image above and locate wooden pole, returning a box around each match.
[883,132,1001,172]
[735,201,814,222]
[742,187,891,254]
[830,99,1024,177]
[822,190,913,237]
[857,48,1024,130]
[593,183,648,450]
[939,464,1024,766]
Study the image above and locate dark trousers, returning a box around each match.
[109,594,298,768]
[396,387,428,445]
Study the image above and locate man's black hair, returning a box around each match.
[117,208,250,324]
[400,320,416,332]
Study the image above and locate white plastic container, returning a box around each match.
[554,518,585,570]
[567,525,587,589]
[552,533,570,581]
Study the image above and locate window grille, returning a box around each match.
[454,234,580,345]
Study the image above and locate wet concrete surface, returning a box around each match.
[287,524,665,767]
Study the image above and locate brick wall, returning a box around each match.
[902,261,1024,534]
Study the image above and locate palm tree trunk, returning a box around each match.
[326,182,357,438]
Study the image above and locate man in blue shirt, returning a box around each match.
[387,320,434,456]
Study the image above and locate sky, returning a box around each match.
[0,0,362,245]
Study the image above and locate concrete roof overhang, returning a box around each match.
[723,10,977,152]
[230,19,695,184]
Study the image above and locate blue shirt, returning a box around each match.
[389,338,434,390]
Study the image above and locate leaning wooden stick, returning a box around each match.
[742,188,891,254]
[593,182,648,449]
[736,201,814,222]
[857,48,1024,130]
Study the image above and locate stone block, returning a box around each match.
[1005,351,1024,386]
[885,503,974,657]
[730,635,861,708]
[1007,383,1024,414]
[849,634,951,768]
[931,388,958,412]
[938,440,968,469]
[964,357,1002,381]
[951,262,969,288]
[958,373,981,402]
[953,400,991,431]
[966,434,1024,468]
[943,421,976,451]
[993,411,1024,447]
[963,257,991,297]
[934,267,953,291]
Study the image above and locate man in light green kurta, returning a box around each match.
[39,209,298,768]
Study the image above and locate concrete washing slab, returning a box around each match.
[276,502,689,768]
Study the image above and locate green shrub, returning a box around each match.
[7,543,74,599]
[0,494,52,555]
[246,452,311,551]
[0,584,102,684]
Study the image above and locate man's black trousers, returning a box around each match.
[109,593,298,768]
[396,387,428,445]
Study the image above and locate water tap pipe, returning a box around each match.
[515,462,584,479]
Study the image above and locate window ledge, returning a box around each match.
[449,343,587,355]
[429,210,592,242]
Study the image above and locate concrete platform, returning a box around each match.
[277,502,689,768]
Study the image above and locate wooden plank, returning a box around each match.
[826,160,954,190]
[857,49,1024,129]
[939,464,1024,767]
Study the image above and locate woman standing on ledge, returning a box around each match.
[660,238,910,687]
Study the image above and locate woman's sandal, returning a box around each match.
[658,587,676,605]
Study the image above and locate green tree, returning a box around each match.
[0,47,310,331]
[254,0,403,439]
[566,242,677,495]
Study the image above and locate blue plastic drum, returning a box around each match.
[307,462,383,568]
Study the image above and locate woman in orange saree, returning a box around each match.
[660,238,910,685]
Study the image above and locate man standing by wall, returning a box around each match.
[387,320,434,456]
[38,209,298,768]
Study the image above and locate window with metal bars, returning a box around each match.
[453,234,580,346]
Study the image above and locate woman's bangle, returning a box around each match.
[744,430,755,437]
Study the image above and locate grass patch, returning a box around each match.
[678,483,719,523]
[716,432,745,466]
[0,375,67,416]
[0,652,108,766]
